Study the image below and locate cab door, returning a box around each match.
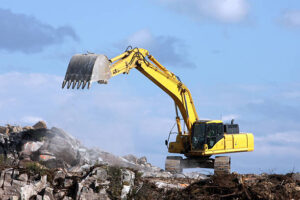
[206,123,224,149]
[191,123,206,150]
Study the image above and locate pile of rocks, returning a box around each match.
[0,121,209,199]
[0,164,138,199]
[0,122,299,199]
[0,121,159,172]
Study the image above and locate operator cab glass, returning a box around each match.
[192,122,224,150]
[191,123,206,150]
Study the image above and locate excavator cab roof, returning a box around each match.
[195,120,223,124]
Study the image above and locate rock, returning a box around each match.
[123,154,138,164]
[80,164,92,172]
[33,121,47,129]
[141,171,173,178]
[23,126,33,131]
[40,127,80,167]
[121,169,135,200]
[20,175,47,200]
[4,169,13,187]
[10,196,19,200]
[0,170,6,187]
[155,181,187,189]
[54,191,66,199]
[183,172,208,180]
[0,126,9,134]
[21,184,38,200]
[64,179,73,187]
[78,186,99,200]
[173,173,186,179]
[145,163,152,168]
[18,174,28,182]
[12,179,26,187]
[62,196,73,200]
[122,169,135,186]
[43,187,54,200]
[137,156,147,165]
[12,169,19,179]
[68,165,83,173]
[121,185,131,200]
[92,167,108,180]
[292,173,300,182]
[22,141,44,154]
[36,195,43,200]
[53,170,65,186]
[10,126,23,133]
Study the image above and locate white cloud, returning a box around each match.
[280,10,300,27]
[124,29,196,68]
[159,0,249,23]
[256,131,300,144]
[127,29,154,47]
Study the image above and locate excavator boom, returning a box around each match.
[62,48,199,132]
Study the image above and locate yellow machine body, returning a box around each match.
[168,132,254,155]
[168,120,254,156]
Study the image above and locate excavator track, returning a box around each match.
[214,156,231,175]
[165,156,183,173]
[165,156,231,175]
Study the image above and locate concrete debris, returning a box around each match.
[0,121,298,199]
[141,171,173,178]
[32,121,47,129]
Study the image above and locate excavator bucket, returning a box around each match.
[62,54,111,89]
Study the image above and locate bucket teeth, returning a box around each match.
[82,81,87,89]
[72,80,77,89]
[77,80,82,89]
[62,80,67,89]
[67,80,72,89]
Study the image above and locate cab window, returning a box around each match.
[206,123,223,149]
[191,123,205,150]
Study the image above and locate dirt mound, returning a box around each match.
[159,174,300,200]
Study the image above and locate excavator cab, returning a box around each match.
[191,121,224,150]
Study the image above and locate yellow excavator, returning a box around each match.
[62,47,254,174]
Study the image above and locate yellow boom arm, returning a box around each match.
[109,48,199,133]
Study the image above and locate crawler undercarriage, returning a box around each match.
[165,156,231,175]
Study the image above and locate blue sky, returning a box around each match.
[1,0,300,174]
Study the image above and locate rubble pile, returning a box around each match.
[0,121,299,200]
[0,163,138,199]
[164,173,300,200]
[0,122,160,172]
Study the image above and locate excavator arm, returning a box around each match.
[62,47,198,133]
